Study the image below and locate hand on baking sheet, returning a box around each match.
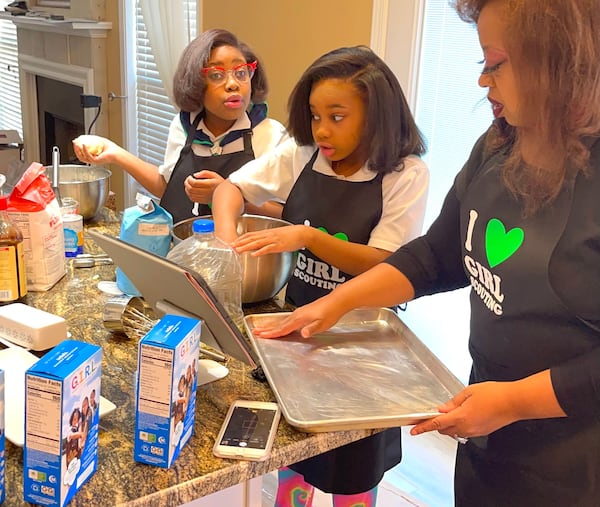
[410,381,521,441]
[252,293,343,339]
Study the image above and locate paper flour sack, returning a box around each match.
[8,162,65,291]
[116,193,173,296]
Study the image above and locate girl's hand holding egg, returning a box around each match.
[72,135,106,162]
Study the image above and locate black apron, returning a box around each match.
[455,161,600,506]
[282,150,384,306]
[282,150,402,494]
[160,112,255,224]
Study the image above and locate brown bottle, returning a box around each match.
[0,195,27,304]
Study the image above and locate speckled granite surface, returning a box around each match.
[2,210,382,506]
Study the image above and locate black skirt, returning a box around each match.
[289,427,402,495]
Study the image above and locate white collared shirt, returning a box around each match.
[158,111,289,181]
[228,137,430,252]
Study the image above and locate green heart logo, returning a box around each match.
[485,218,524,268]
[317,226,348,242]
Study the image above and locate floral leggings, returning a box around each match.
[274,467,378,507]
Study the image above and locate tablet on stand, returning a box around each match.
[88,230,257,368]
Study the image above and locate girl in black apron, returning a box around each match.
[72,29,286,223]
[213,46,428,506]
[160,105,262,223]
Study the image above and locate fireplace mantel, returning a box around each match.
[1,11,112,163]
[0,12,111,37]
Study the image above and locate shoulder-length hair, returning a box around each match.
[453,0,600,215]
[69,408,81,426]
[172,28,269,112]
[287,45,426,174]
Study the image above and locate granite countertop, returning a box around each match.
[3,211,383,507]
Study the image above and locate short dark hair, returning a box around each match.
[69,408,81,426]
[287,45,426,174]
[172,28,269,112]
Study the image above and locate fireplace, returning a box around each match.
[5,15,112,165]
[36,76,85,165]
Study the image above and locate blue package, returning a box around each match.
[116,194,173,296]
[134,315,201,468]
[23,340,102,507]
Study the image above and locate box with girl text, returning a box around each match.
[23,340,102,507]
[134,315,201,468]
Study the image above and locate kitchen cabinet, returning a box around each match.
[181,477,263,507]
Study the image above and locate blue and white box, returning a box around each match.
[1,369,5,505]
[134,315,201,468]
[24,340,102,507]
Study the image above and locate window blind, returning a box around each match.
[415,0,492,225]
[134,1,196,167]
[400,0,492,385]
[0,0,23,137]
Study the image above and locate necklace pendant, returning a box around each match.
[210,144,223,156]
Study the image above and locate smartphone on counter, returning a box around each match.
[213,400,281,461]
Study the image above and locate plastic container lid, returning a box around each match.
[192,218,215,234]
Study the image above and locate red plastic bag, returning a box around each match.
[8,162,57,211]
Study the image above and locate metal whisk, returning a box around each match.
[102,295,227,362]
[121,304,159,340]
[103,295,157,339]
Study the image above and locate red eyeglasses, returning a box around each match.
[201,61,257,85]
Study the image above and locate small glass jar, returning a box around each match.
[60,197,79,216]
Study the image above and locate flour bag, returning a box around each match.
[116,193,173,296]
[7,162,65,291]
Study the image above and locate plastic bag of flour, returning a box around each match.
[7,162,65,291]
[116,193,173,296]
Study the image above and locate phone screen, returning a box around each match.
[219,406,278,450]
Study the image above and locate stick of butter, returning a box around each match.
[0,303,67,351]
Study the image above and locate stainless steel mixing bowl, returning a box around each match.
[172,214,297,304]
[46,164,111,219]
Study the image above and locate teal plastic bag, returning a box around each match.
[116,194,173,296]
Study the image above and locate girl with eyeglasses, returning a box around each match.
[212,45,429,507]
[73,29,288,223]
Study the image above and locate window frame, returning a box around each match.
[119,0,197,207]
[0,0,23,137]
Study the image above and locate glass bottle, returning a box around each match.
[0,195,27,304]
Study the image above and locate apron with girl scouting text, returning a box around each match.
[282,149,402,494]
[160,110,259,224]
[281,149,384,307]
[454,153,600,506]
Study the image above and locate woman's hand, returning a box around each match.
[231,225,309,256]
[253,294,345,339]
[410,381,523,440]
[184,170,224,203]
[410,369,566,440]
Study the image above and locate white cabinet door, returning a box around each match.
[180,476,263,507]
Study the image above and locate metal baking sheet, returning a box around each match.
[244,308,464,432]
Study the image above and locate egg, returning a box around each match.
[75,135,103,156]
[88,144,103,156]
